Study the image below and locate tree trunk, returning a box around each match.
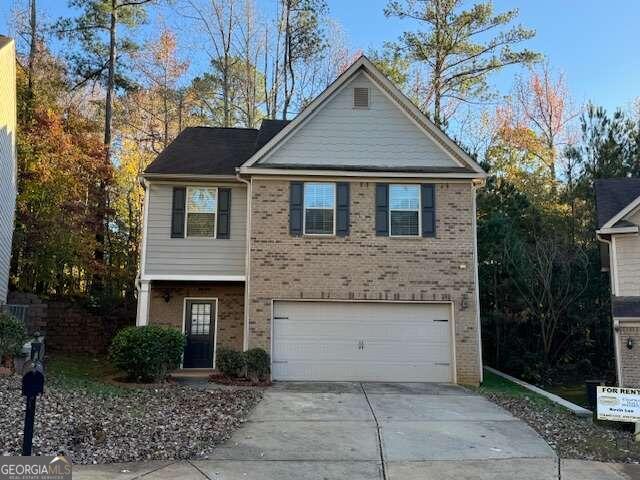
[93,0,117,295]
[25,0,36,122]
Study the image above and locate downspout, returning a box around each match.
[597,233,623,386]
[236,170,252,351]
[472,179,484,384]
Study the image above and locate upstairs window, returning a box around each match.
[389,184,420,236]
[186,187,217,237]
[304,183,336,235]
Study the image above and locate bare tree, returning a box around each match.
[181,0,239,127]
[508,236,590,366]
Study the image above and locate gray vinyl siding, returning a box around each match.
[260,71,459,169]
[144,182,247,277]
[615,209,640,297]
[0,39,17,303]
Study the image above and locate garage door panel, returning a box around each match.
[272,301,453,382]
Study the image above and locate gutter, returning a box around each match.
[236,170,252,351]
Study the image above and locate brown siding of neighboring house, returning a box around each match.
[148,281,245,352]
[247,178,481,385]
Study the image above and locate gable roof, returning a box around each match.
[0,35,12,50]
[144,120,290,177]
[239,56,486,178]
[594,178,640,229]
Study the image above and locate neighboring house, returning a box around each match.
[0,36,17,304]
[596,178,640,387]
[136,56,487,384]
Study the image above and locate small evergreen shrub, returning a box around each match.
[216,348,245,377]
[109,326,185,382]
[244,348,270,381]
[0,313,27,361]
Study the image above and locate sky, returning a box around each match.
[1,0,639,113]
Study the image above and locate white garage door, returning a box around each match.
[272,301,453,382]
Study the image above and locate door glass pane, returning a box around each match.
[190,303,211,335]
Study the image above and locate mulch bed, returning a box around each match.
[208,373,271,387]
[485,392,640,463]
[0,374,262,464]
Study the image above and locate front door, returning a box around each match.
[183,300,215,368]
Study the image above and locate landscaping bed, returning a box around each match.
[0,355,262,464]
[480,370,640,463]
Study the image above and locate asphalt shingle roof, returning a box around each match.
[144,120,292,176]
[612,297,640,318]
[594,178,640,228]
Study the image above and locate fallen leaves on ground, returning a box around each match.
[0,375,262,464]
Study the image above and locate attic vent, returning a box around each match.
[353,87,369,108]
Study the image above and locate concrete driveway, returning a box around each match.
[198,381,556,479]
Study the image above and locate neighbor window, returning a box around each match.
[389,184,420,236]
[186,187,217,237]
[304,182,335,235]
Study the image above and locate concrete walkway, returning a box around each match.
[73,382,638,479]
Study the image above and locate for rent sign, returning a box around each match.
[597,386,640,422]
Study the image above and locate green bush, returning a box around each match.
[244,348,270,381]
[216,348,245,377]
[0,313,27,361]
[109,326,185,382]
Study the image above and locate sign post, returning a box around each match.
[596,386,640,441]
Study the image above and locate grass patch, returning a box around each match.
[546,383,589,408]
[478,369,561,410]
[46,354,129,396]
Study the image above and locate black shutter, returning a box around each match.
[375,183,389,236]
[171,187,186,238]
[290,181,303,236]
[336,182,350,237]
[421,184,436,237]
[217,188,231,239]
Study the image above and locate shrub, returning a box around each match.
[244,348,270,382]
[216,348,245,378]
[0,313,27,361]
[109,326,185,382]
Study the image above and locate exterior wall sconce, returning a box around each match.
[627,337,634,350]
[460,294,468,310]
[162,291,172,303]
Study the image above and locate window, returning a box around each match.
[389,184,420,236]
[304,183,335,235]
[189,302,212,335]
[186,187,217,237]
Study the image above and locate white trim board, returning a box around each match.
[484,367,592,417]
[141,274,245,282]
[602,195,640,229]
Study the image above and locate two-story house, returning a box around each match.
[136,56,487,385]
[0,36,17,304]
[596,178,640,387]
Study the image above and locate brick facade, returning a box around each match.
[247,178,481,385]
[148,281,244,352]
[618,323,640,387]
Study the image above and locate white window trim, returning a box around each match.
[182,297,219,370]
[303,182,337,236]
[185,186,218,239]
[389,184,422,238]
